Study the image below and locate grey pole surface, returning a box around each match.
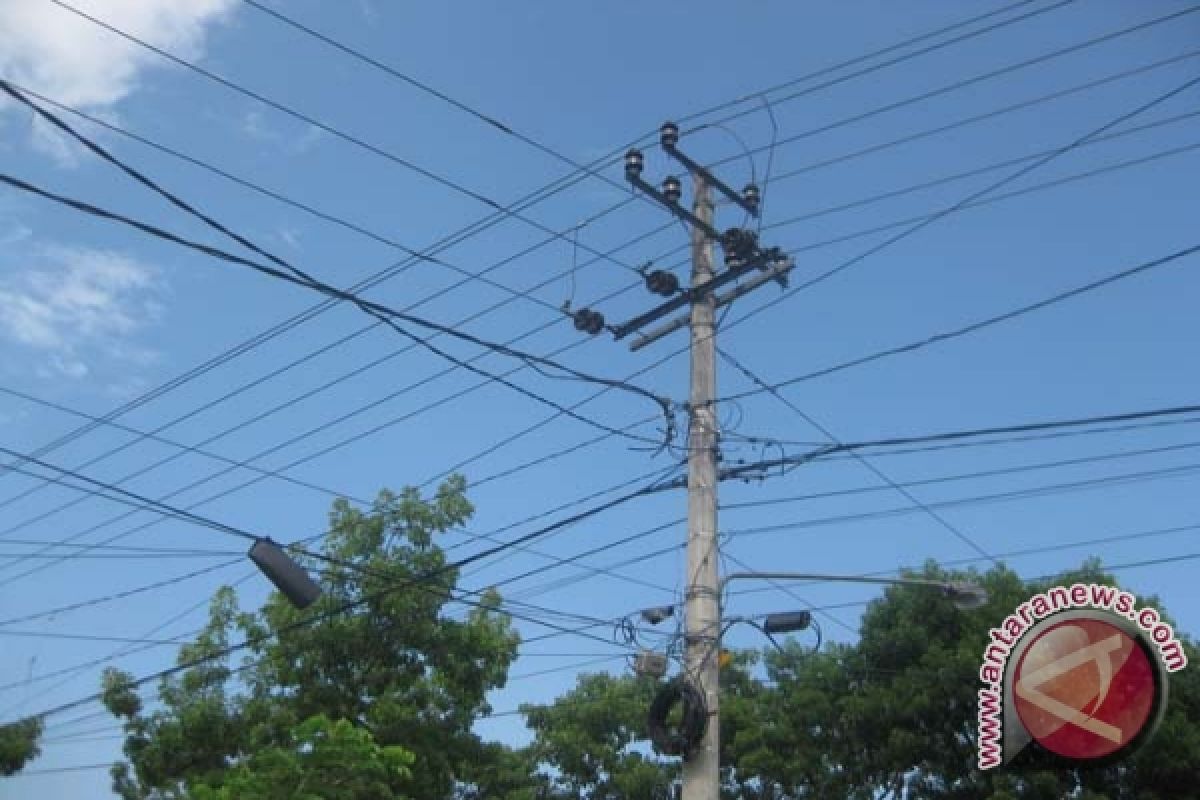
[682,172,720,800]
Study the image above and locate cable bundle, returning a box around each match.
[647,678,708,759]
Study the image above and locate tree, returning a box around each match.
[522,671,675,799]
[0,716,42,776]
[529,559,1200,799]
[101,477,522,799]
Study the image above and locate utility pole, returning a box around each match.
[572,123,794,800]
[682,173,721,800]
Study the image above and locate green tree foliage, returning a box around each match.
[101,477,522,799]
[529,560,1200,800]
[0,716,42,776]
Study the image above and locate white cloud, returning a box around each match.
[0,0,236,108]
[239,109,324,155]
[0,245,163,379]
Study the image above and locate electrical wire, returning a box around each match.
[0,383,366,506]
[44,1,648,279]
[237,0,637,204]
[723,462,1200,542]
[704,4,1199,160]
[0,84,675,440]
[0,0,1115,530]
[717,346,999,565]
[0,3,1161,542]
[681,0,1057,130]
[761,47,1200,188]
[717,241,1200,408]
[0,559,244,629]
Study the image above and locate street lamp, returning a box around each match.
[720,571,990,612]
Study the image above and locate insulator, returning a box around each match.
[742,183,760,210]
[572,308,605,335]
[660,121,680,149]
[645,270,679,296]
[624,148,644,180]
[662,175,682,204]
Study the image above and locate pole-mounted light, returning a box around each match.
[248,538,323,609]
[761,610,812,635]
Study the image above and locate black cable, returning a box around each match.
[729,438,1200,512]
[718,241,1200,408]
[0,0,1110,531]
[0,559,243,628]
[238,0,636,203]
[426,119,1200,495]
[763,109,1200,233]
[0,4,1161,537]
[680,0,1053,128]
[0,83,675,431]
[723,462,1200,542]
[647,677,708,758]
[0,383,367,506]
[0,442,682,626]
[43,1,645,278]
[704,3,1198,160]
[0,235,663,578]
[0,171,674,449]
[718,346,1000,565]
[718,403,1200,480]
[762,47,1200,188]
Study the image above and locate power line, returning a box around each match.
[723,462,1200,541]
[238,0,635,201]
[416,90,1200,501]
[0,383,366,507]
[0,171,674,449]
[0,444,681,635]
[705,3,1199,161]
[717,402,1200,479]
[759,110,1200,232]
[717,346,999,565]
[0,81,675,435]
[44,0,647,278]
[717,241,1200,407]
[684,0,1061,130]
[0,0,1107,532]
[0,1,1152,544]
[14,112,1180,574]
[756,47,1200,189]
[0,559,243,629]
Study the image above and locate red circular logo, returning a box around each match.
[1013,618,1157,760]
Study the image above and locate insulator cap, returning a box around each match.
[660,121,680,149]
[572,308,605,335]
[662,175,682,204]
[645,270,680,296]
[624,148,644,180]
[742,183,760,210]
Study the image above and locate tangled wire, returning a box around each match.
[647,677,708,759]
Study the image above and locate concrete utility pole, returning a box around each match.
[611,123,794,800]
[682,173,720,800]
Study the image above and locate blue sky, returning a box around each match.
[1,0,1199,795]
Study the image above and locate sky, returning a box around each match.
[1,0,1199,795]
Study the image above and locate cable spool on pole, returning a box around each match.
[647,677,708,759]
